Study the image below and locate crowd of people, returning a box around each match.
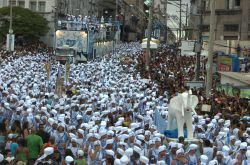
[137,45,250,116]
[0,42,51,63]
[0,42,249,165]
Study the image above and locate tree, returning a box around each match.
[0,7,49,40]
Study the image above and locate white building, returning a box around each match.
[0,0,56,47]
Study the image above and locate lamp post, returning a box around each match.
[194,0,205,81]
[7,0,14,51]
[146,0,154,76]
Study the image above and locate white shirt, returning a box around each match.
[203,147,214,162]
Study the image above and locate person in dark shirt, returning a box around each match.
[37,124,50,143]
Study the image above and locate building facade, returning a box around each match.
[190,0,250,41]
[120,0,146,41]
[0,0,56,47]
[0,0,147,45]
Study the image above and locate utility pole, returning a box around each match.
[115,0,118,22]
[163,0,168,43]
[146,0,154,76]
[185,3,188,40]
[195,0,204,81]
[206,0,216,97]
[179,0,182,42]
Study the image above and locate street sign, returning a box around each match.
[184,81,205,89]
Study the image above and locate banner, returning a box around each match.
[184,81,205,89]
[217,84,250,98]
[55,30,88,53]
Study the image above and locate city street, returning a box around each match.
[0,0,250,165]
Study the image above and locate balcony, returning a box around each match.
[205,8,242,16]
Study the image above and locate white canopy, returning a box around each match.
[142,38,160,44]
[141,41,158,49]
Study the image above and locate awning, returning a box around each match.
[141,41,158,49]
[142,38,160,44]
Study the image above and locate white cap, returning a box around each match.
[170,142,178,148]
[154,137,161,142]
[148,140,155,145]
[120,155,129,164]
[137,135,145,141]
[37,147,54,160]
[200,155,208,164]
[77,150,84,157]
[158,145,166,153]
[176,148,184,155]
[230,135,236,140]
[208,160,218,165]
[135,139,142,146]
[235,140,241,147]
[106,139,114,145]
[157,160,165,165]
[125,148,133,157]
[76,114,83,120]
[133,146,142,154]
[140,155,149,164]
[117,148,125,155]
[188,144,198,151]
[65,156,74,163]
[106,150,115,157]
[222,145,230,153]
[240,142,248,150]
[94,140,101,146]
[78,129,84,135]
[218,119,224,123]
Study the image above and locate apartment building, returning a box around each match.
[190,0,250,41]
[0,0,56,46]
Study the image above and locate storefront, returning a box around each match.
[218,72,250,98]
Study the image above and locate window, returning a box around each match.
[224,24,239,32]
[202,25,210,32]
[30,2,37,11]
[224,36,238,40]
[202,36,209,41]
[18,1,25,8]
[38,2,46,12]
[9,0,16,6]
[235,0,240,7]
[226,0,229,9]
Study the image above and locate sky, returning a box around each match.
[167,0,190,28]
[167,0,190,37]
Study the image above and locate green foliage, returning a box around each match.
[0,7,49,40]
